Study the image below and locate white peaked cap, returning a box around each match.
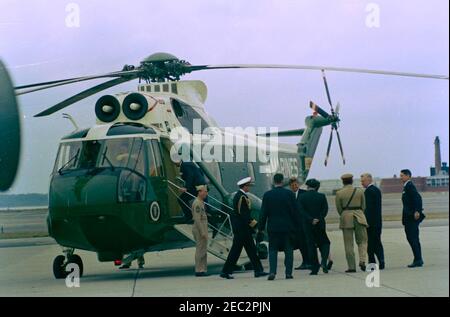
[237,177,252,186]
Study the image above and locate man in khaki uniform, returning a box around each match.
[335,174,369,273]
[191,185,209,277]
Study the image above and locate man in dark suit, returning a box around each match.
[289,177,311,270]
[176,160,207,221]
[258,173,298,280]
[361,173,385,270]
[299,179,331,275]
[220,177,268,279]
[400,169,425,268]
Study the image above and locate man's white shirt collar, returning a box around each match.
[403,180,411,187]
[239,189,246,195]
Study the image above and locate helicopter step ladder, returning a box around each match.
[173,224,249,266]
[168,181,250,267]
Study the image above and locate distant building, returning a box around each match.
[381,136,448,193]
[430,137,449,176]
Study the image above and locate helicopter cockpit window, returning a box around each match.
[54,142,82,173]
[99,138,145,175]
[78,140,102,169]
[170,99,210,134]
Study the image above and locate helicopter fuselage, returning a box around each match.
[47,80,331,262]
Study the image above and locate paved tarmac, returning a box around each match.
[0,225,447,297]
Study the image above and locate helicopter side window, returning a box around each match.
[146,141,158,177]
[170,99,210,134]
[151,140,165,177]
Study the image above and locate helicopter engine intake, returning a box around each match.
[122,93,148,120]
[95,95,121,122]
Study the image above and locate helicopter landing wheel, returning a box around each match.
[52,253,84,279]
[68,254,84,278]
[53,255,67,279]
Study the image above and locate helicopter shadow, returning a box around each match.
[81,263,225,282]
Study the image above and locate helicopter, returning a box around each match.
[0,52,448,279]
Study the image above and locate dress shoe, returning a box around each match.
[326,260,334,270]
[220,273,234,279]
[359,262,366,272]
[285,275,294,279]
[119,264,131,269]
[321,265,328,274]
[267,274,276,281]
[407,260,424,268]
[310,265,320,275]
[345,269,357,273]
[254,271,269,278]
[195,272,209,277]
[379,262,385,270]
[295,263,311,270]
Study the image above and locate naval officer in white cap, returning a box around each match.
[220,177,268,279]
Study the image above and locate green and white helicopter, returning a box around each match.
[0,53,447,278]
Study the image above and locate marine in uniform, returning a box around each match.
[191,185,209,277]
[335,174,369,273]
[220,177,268,280]
[299,179,332,275]
[400,169,425,268]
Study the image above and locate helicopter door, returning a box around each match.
[146,140,168,221]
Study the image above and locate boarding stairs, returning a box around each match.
[167,180,250,266]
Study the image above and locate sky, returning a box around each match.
[0,0,448,194]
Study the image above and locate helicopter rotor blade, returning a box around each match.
[324,129,333,167]
[190,64,449,80]
[335,102,341,115]
[16,69,139,95]
[335,128,346,165]
[309,101,330,118]
[34,77,133,117]
[0,60,21,191]
[321,70,334,111]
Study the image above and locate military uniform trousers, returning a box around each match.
[222,230,264,274]
[192,219,208,273]
[341,211,368,270]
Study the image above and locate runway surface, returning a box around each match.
[0,225,448,297]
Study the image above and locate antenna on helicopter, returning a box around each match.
[62,113,79,132]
